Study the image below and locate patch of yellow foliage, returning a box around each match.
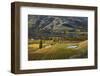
[28,44,39,48]
[79,40,87,48]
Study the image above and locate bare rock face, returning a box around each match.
[28,15,88,38]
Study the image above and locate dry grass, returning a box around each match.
[79,40,88,48]
[28,44,39,48]
[28,40,88,60]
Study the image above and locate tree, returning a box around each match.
[39,39,43,49]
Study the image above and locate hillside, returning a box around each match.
[28,15,88,39]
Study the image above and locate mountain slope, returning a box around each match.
[28,15,88,38]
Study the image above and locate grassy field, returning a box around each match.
[28,40,88,60]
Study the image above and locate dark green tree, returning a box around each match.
[39,39,43,49]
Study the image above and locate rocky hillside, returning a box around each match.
[28,15,88,38]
